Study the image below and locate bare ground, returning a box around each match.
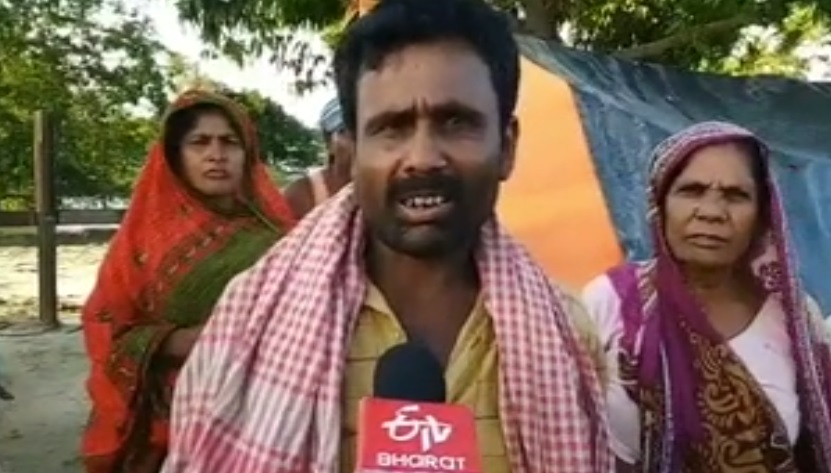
[0,244,106,473]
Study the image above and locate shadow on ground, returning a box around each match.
[0,327,87,473]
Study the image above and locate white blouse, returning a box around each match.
[581,274,801,464]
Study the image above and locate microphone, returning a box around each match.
[373,342,446,403]
[355,342,481,473]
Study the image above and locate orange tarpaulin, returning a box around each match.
[497,58,621,290]
[348,0,380,16]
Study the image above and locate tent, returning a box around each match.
[497,36,831,314]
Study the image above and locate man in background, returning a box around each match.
[283,97,352,218]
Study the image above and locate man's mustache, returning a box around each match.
[387,175,462,202]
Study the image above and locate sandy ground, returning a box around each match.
[0,244,106,473]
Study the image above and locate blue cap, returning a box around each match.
[318,97,344,134]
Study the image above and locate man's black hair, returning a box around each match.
[333,0,520,134]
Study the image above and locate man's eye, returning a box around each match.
[445,115,471,128]
[377,123,407,138]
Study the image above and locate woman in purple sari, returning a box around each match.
[582,121,831,472]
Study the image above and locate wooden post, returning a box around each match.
[33,110,59,329]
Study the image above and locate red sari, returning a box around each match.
[81,90,295,472]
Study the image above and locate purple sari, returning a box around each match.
[607,121,831,472]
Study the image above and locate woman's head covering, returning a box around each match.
[161,90,260,196]
[615,121,831,471]
[80,90,295,470]
[120,87,294,260]
[163,89,258,158]
[86,87,295,333]
[318,97,344,135]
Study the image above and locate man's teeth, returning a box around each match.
[403,195,447,208]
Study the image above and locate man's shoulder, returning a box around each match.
[544,277,608,383]
[541,278,597,338]
[282,175,314,218]
[542,278,583,310]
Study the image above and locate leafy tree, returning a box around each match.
[220,88,323,177]
[173,0,831,92]
[0,0,173,208]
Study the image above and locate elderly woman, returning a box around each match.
[81,90,295,473]
[582,121,831,472]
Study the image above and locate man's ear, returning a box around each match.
[330,131,354,176]
[333,129,357,181]
[499,116,519,181]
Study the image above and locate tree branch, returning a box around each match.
[519,0,568,42]
[614,13,756,60]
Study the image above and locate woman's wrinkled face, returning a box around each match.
[662,142,763,270]
[179,111,246,201]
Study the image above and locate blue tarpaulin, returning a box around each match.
[520,36,831,314]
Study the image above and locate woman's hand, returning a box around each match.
[160,325,204,361]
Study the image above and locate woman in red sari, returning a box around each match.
[81,90,295,472]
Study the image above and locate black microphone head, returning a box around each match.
[373,342,446,403]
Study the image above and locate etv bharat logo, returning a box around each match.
[381,404,453,452]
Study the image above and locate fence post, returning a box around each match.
[33,110,59,329]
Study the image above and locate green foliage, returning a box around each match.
[175,0,341,93]
[0,0,172,208]
[715,4,831,76]
[570,1,831,74]
[0,0,322,210]
[174,0,831,90]
[220,88,324,177]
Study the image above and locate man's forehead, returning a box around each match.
[355,44,496,118]
[359,43,488,83]
[358,96,484,116]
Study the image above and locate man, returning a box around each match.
[283,97,352,218]
[162,0,611,472]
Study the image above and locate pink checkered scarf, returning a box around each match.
[162,185,612,473]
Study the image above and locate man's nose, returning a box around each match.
[402,124,447,173]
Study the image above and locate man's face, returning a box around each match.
[352,40,517,258]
